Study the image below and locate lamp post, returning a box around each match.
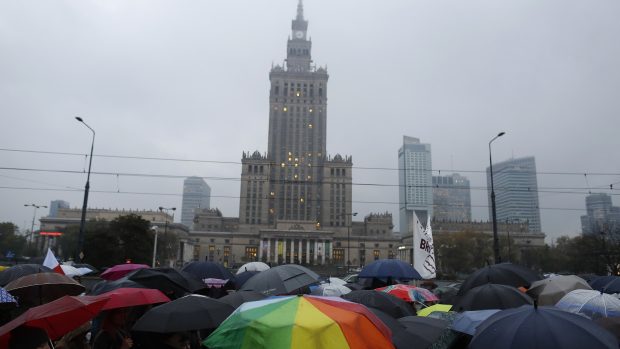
[155,207,175,267]
[24,204,47,247]
[338,212,358,271]
[489,131,505,264]
[75,116,95,262]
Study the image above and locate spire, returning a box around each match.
[296,0,304,20]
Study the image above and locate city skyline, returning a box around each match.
[1,0,619,241]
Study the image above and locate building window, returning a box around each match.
[333,248,344,262]
[245,247,258,261]
[209,245,215,252]
[373,250,380,260]
[225,239,230,244]
[223,246,231,257]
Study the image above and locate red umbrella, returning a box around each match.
[376,284,440,303]
[0,295,109,345]
[100,263,149,281]
[97,287,170,310]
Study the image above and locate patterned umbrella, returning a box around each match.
[0,287,17,309]
[376,284,439,303]
[204,295,395,349]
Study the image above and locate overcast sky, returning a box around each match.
[1,0,619,243]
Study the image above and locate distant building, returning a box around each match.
[49,200,69,217]
[181,177,211,229]
[432,174,471,222]
[581,193,620,235]
[398,136,433,234]
[486,156,542,233]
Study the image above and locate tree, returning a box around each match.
[0,222,26,259]
[111,214,153,265]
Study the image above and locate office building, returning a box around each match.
[398,136,433,234]
[49,200,69,217]
[432,173,471,222]
[182,177,211,228]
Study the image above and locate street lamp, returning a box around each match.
[338,212,358,271]
[75,116,95,262]
[24,204,47,247]
[489,131,505,264]
[154,207,176,267]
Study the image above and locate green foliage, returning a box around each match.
[58,214,155,268]
[0,222,27,258]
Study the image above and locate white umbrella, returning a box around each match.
[60,265,92,277]
[326,277,347,286]
[311,284,351,297]
[556,289,620,319]
[527,275,592,306]
[236,262,270,274]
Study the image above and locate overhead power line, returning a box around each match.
[1,147,619,177]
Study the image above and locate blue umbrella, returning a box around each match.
[451,309,500,335]
[470,305,618,349]
[589,275,618,292]
[597,277,620,294]
[182,261,234,281]
[0,286,17,308]
[358,259,422,280]
[234,270,260,289]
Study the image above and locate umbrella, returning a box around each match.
[235,270,260,289]
[589,275,618,291]
[310,284,351,297]
[236,261,270,274]
[60,265,92,278]
[96,287,170,311]
[454,284,533,311]
[5,272,85,305]
[89,278,148,295]
[433,285,459,303]
[526,275,592,306]
[469,304,618,349]
[458,263,542,296]
[128,267,207,299]
[595,317,620,342]
[556,289,620,319]
[326,277,347,286]
[451,309,500,336]
[203,295,395,349]
[417,303,452,317]
[0,264,53,286]
[0,295,109,342]
[182,261,235,281]
[240,264,320,296]
[376,284,439,303]
[367,308,417,349]
[598,277,620,294]
[72,263,99,274]
[0,287,17,309]
[342,290,416,319]
[358,259,422,280]
[100,263,149,281]
[219,290,267,309]
[397,316,450,349]
[132,294,235,333]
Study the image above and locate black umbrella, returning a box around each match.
[433,286,459,304]
[234,271,260,290]
[397,316,450,349]
[182,261,234,281]
[132,294,235,333]
[342,290,416,319]
[590,275,618,292]
[458,263,542,295]
[240,264,319,296]
[598,277,620,294]
[128,267,206,299]
[219,290,266,309]
[88,278,148,295]
[0,264,53,286]
[358,259,422,281]
[5,272,85,306]
[454,284,533,311]
[470,305,618,349]
[367,308,412,349]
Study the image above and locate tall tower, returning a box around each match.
[182,177,211,229]
[240,0,352,229]
[398,136,433,234]
[486,156,542,232]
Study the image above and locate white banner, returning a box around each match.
[413,214,436,279]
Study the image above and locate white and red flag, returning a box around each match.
[43,248,65,275]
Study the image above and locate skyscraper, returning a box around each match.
[581,193,620,235]
[182,177,211,228]
[49,200,69,217]
[486,156,542,232]
[432,173,471,222]
[239,0,352,229]
[398,136,433,234]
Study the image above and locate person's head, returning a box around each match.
[163,332,190,349]
[9,326,50,349]
[102,308,129,329]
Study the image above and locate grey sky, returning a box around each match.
[1,0,619,242]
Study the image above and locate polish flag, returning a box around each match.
[43,248,65,275]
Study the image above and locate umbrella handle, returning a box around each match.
[49,338,56,349]
[415,300,428,308]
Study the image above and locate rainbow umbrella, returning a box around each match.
[203,295,395,349]
[376,284,439,303]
